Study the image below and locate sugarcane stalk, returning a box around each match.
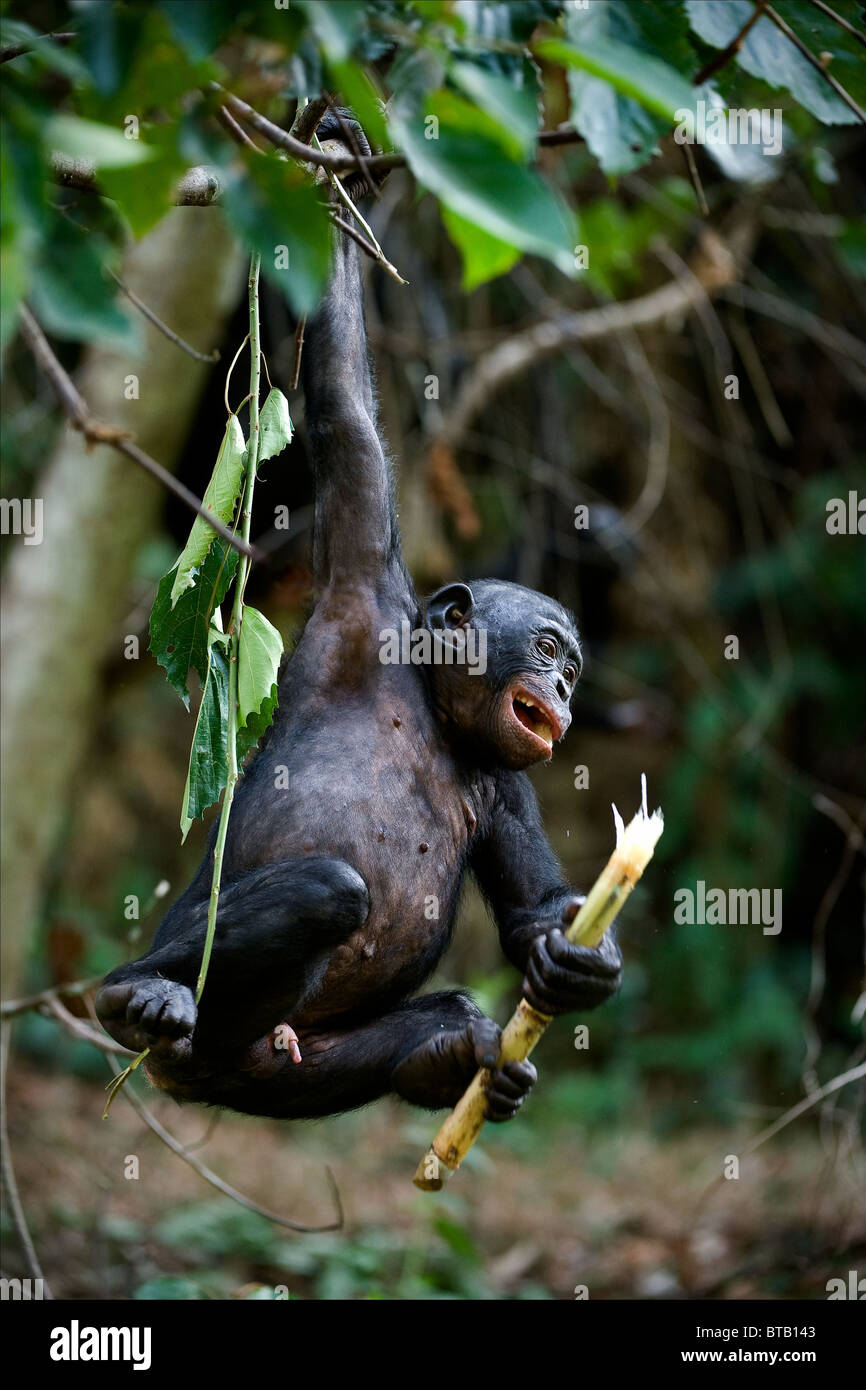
[413,777,663,1191]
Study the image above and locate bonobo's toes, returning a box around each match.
[96,977,196,1054]
[484,1058,537,1123]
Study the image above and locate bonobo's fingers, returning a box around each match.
[484,1059,537,1123]
[522,927,622,1016]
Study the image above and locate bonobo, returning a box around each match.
[96,112,622,1122]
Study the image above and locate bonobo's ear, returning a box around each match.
[426,583,475,632]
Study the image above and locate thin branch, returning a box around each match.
[0,29,75,63]
[693,0,768,84]
[291,94,330,144]
[0,1021,53,1296]
[433,228,745,451]
[291,316,306,391]
[315,133,407,285]
[104,1053,344,1233]
[46,997,135,1057]
[681,140,709,217]
[743,1062,866,1158]
[108,269,220,364]
[217,103,261,153]
[765,3,866,124]
[328,97,380,199]
[215,86,402,177]
[806,0,866,49]
[720,283,866,368]
[18,305,257,561]
[330,213,406,284]
[1,975,103,1019]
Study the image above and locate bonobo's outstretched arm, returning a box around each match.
[301,223,402,590]
[472,773,622,1015]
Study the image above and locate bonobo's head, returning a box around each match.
[423,579,582,770]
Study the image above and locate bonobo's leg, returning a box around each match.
[95,857,369,1060]
[166,991,536,1123]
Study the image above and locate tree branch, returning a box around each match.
[0,30,75,64]
[806,0,866,50]
[104,1051,345,1233]
[18,305,257,561]
[432,228,747,452]
[52,154,222,205]
[108,269,220,363]
[765,3,866,124]
[693,0,768,85]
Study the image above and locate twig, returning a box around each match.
[0,29,75,63]
[217,103,261,153]
[765,3,866,124]
[291,317,306,391]
[681,141,709,217]
[806,0,866,49]
[719,283,866,367]
[104,1052,344,1232]
[46,997,135,1057]
[315,134,407,285]
[693,0,769,85]
[432,229,744,451]
[743,1061,866,1157]
[291,94,330,144]
[17,306,257,560]
[329,213,406,284]
[328,97,379,199]
[1,975,103,1019]
[108,270,220,363]
[215,86,402,177]
[0,1021,53,1296]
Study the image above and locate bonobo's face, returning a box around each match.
[425,579,582,770]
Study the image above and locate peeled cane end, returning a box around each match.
[413,1147,456,1191]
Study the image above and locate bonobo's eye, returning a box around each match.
[536,638,556,660]
[564,664,577,685]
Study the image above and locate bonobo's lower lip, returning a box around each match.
[509,687,563,750]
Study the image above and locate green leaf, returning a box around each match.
[548,0,696,176]
[390,98,576,277]
[150,540,238,708]
[441,205,521,289]
[449,61,538,158]
[29,210,136,347]
[45,115,155,169]
[170,417,246,607]
[536,36,694,123]
[686,0,864,126]
[296,0,366,60]
[258,389,293,466]
[237,606,283,759]
[99,124,189,239]
[221,156,332,316]
[180,630,230,841]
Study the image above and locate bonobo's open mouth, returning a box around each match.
[508,686,563,753]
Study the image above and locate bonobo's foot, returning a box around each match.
[393,1014,537,1121]
[96,976,196,1060]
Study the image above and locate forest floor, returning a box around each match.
[4,1064,864,1301]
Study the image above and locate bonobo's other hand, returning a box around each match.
[393,1014,536,1121]
[522,896,622,1016]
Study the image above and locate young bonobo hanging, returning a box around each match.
[96,112,622,1123]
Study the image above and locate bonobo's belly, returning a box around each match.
[230,677,481,1022]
